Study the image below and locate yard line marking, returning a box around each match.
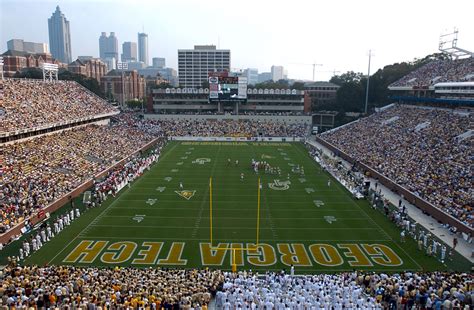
[88,224,381,230]
[97,215,370,220]
[294,144,423,271]
[77,236,392,242]
[110,207,364,212]
[191,144,222,238]
[46,142,182,265]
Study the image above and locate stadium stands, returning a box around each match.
[320,104,473,227]
[119,114,309,138]
[0,266,472,308]
[0,79,117,135]
[217,271,473,309]
[1,124,155,232]
[0,266,223,308]
[389,58,474,88]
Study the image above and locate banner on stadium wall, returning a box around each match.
[170,136,304,142]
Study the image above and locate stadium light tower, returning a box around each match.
[42,63,59,82]
[364,50,374,115]
[117,62,128,108]
[0,57,4,80]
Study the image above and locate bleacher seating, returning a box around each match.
[0,79,117,135]
[321,104,473,227]
[389,58,474,88]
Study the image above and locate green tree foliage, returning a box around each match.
[324,52,449,114]
[14,67,43,79]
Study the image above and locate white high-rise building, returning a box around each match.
[245,68,259,85]
[178,45,230,88]
[271,65,285,82]
[138,33,149,66]
[122,42,137,62]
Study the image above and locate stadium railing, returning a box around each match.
[0,137,162,245]
[315,136,473,236]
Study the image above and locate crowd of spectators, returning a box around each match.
[390,57,474,88]
[1,266,472,309]
[0,266,222,309]
[321,104,473,227]
[118,115,309,138]
[0,79,117,134]
[218,271,473,309]
[1,124,155,233]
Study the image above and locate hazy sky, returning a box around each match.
[1,0,473,81]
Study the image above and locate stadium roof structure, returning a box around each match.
[304,81,340,88]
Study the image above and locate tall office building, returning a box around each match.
[178,45,231,88]
[99,32,118,61]
[48,6,72,63]
[7,39,48,54]
[152,57,165,68]
[122,42,137,62]
[245,68,259,85]
[138,33,149,66]
[271,65,285,82]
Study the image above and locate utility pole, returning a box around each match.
[364,50,373,115]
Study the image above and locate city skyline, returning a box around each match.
[1,0,474,81]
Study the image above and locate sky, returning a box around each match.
[1,0,474,81]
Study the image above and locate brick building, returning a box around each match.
[68,58,107,82]
[1,50,64,77]
[304,81,340,107]
[100,70,146,104]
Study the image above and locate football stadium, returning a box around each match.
[1,3,474,309]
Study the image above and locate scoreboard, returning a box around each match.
[209,76,247,103]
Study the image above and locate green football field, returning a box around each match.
[22,141,460,272]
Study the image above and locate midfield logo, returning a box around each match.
[192,158,211,165]
[175,190,196,200]
[268,179,291,191]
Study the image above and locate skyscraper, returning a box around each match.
[122,42,137,62]
[178,45,231,88]
[138,32,149,66]
[271,65,285,82]
[99,32,118,61]
[48,6,72,63]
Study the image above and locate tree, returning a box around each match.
[14,67,43,79]
[291,81,305,90]
[330,71,364,86]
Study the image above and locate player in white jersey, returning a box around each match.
[75,208,80,218]
[47,226,53,240]
[423,233,429,248]
[41,229,47,243]
[440,245,447,263]
[36,234,42,248]
[19,248,24,260]
[54,221,59,234]
[70,209,75,221]
[58,217,63,230]
[32,238,37,251]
